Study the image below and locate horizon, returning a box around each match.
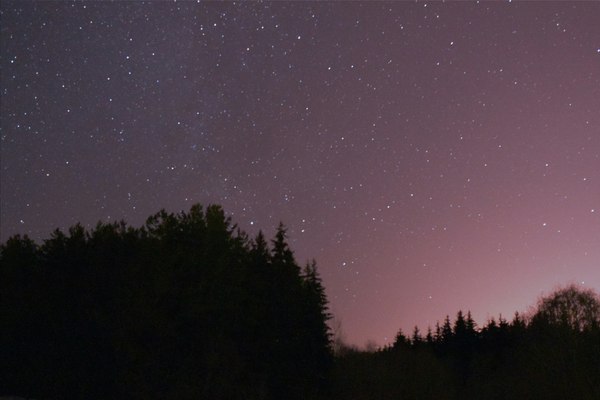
[2,1,599,347]
[0,204,596,348]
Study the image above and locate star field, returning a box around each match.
[1,1,599,346]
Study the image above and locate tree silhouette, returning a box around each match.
[3,208,599,400]
[442,315,453,343]
[411,326,423,347]
[393,329,410,350]
[331,286,600,400]
[0,204,332,400]
[531,284,600,332]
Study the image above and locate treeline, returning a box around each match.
[331,285,600,400]
[0,204,332,399]
[2,204,599,400]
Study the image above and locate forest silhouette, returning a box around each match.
[1,204,599,399]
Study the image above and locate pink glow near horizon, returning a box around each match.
[2,2,599,346]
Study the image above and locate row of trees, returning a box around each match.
[2,202,598,399]
[332,285,600,400]
[1,204,332,399]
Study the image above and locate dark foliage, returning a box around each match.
[2,206,598,400]
[1,204,332,400]
[329,285,600,400]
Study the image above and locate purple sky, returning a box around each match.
[2,1,599,346]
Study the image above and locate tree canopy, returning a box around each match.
[531,283,600,332]
[333,285,600,400]
[0,204,332,400]
[2,204,598,400]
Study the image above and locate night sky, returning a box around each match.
[2,1,599,346]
